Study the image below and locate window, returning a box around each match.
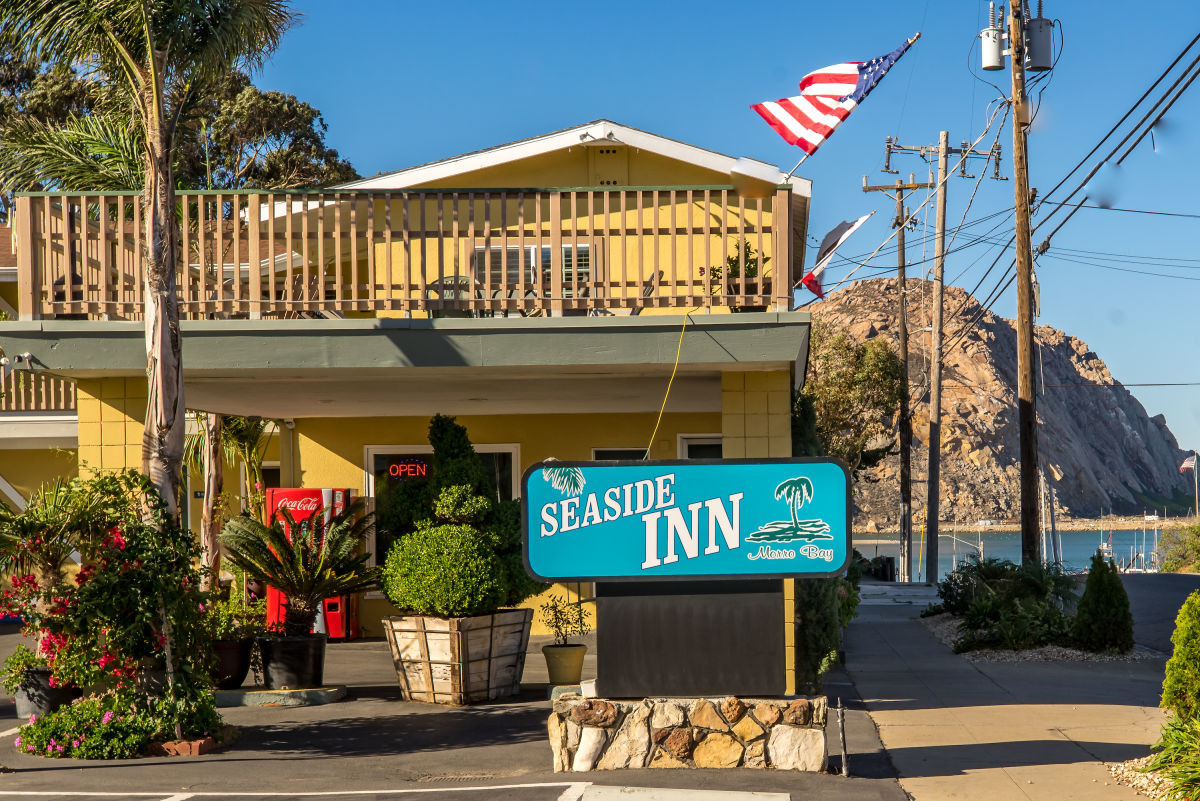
[592,448,646,461]
[363,443,521,573]
[470,244,592,296]
[678,435,723,459]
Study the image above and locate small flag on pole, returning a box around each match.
[1182,455,1197,473]
[799,213,873,300]
[752,35,919,157]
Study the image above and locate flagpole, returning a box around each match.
[1194,449,1198,520]
[782,154,809,183]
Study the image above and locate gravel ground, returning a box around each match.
[1108,756,1176,801]
[919,613,1160,663]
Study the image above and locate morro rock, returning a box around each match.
[808,278,1192,524]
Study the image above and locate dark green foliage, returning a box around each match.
[794,578,842,694]
[220,499,379,635]
[382,524,505,618]
[1162,591,1200,721]
[790,393,822,458]
[377,415,545,617]
[1147,715,1200,799]
[1160,524,1200,574]
[1071,551,1134,653]
[938,555,1077,653]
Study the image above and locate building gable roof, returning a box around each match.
[337,120,811,197]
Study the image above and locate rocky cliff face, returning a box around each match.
[808,278,1192,525]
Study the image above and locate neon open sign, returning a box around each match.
[522,458,851,580]
[387,459,429,479]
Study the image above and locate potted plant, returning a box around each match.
[377,415,545,705]
[3,643,77,719]
[538,594,592,686]
[220,500,378,689]
[706,239,770,312]
[201,593,267,690]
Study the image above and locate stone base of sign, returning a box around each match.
[549,684,583,700]
[547,694,827,772]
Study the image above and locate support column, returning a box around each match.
[722,369,794,694]
[76,378,147,476]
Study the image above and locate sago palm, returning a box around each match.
[0,0,294,517]
[220,499,379,636]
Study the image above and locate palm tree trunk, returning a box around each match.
[200,413,223,591]
[140,103,185,520]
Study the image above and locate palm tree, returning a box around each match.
[220,499,378,636]
[184,413,276,589]
[774,476,815,530]
[0,0,294,518]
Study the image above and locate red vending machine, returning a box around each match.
[263,488,361,640]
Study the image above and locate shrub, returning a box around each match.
[17,688,222,759]
[1146,715,1200,799]
[1162,591,1200,721]
[794,578,841,693]
[377,415,545,616]
[1072,551,1134,653]
[1160,524,1200,573]
[943,555,1076,653]
[2,644,44,694]
[382,523,505,617]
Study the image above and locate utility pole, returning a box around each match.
[881,133,1004,582]
[1009,0,1041,565]
[862,172,933,583]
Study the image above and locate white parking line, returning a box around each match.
[0,727,20,738]
[0,784,591,798]
[555,784,589,801]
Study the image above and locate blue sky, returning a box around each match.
[256,0,1200,455]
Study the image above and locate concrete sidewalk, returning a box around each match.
[846,585,1166,800]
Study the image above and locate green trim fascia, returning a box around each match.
[1,312,810,377]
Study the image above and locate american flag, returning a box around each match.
[1182,455,1197,473]
[752,36,918,157]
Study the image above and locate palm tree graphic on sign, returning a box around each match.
[747,475,832,542]
[542,460,585,496]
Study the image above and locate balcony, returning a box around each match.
[0,368,75,413]
[12,186,800,321]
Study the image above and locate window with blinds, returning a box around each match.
[470,244,592,296]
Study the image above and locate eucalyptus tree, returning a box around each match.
[0,0,294,518]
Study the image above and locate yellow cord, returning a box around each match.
[644,311,694,459]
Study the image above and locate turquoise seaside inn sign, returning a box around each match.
[522,458,851,581]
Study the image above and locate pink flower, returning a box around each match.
[25,745,32,753]
[254,481,263,490]
[101,711,114,725]
[71,739,79,748]
[13,736,20,748]
[56,744,63,752]
[27,714,36,724]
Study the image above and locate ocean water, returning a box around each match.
[859,528,1169,583]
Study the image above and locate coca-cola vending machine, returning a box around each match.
[263,488,361,640]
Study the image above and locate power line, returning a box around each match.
[1042,253,1200,281]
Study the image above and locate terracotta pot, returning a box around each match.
[542,643,588,686]
[258,634,326,689]
[211,639,253,690]
[14,666,78,719]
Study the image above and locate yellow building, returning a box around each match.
[6,120,815,693]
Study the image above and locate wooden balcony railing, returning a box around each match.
[13,186,799,320]
[0,369,75,413]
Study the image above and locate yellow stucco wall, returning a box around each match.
[0,448,77,509]
[288,411,720,637]
[76,378,146,475]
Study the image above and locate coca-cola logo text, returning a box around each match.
[277,497,322,513]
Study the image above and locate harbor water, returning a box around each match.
[860,528,1169,583]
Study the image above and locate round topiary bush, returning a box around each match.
[381,523,505,618]
[1072,550,1134,653]
[1162,590,1200,721]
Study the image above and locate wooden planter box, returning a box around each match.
[381,609,532,705]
